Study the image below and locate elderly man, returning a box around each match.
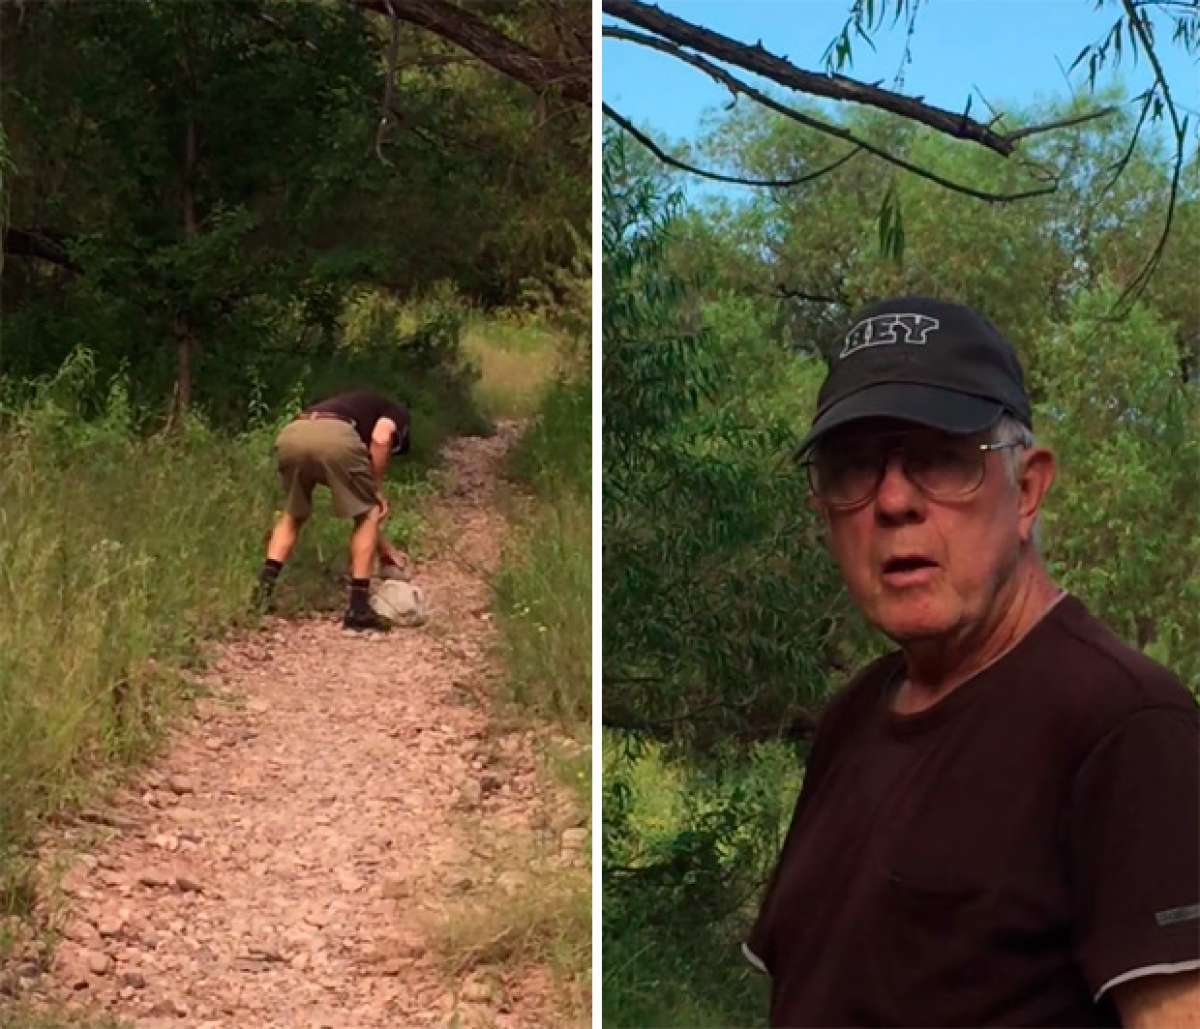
[256,389,410,631]
[746,298,1199,1027]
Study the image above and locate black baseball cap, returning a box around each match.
[797,296,1033,453]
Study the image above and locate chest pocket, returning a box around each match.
[879,869,994,1019]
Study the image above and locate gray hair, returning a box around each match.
[990,413,1042,546]
[990,414,1036,485]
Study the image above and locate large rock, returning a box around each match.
[369,579,427,627]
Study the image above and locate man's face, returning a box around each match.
[811,418,1038,645]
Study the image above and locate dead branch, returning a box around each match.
[604,26,1059,204]
[604,104,862,188]
[353,0,589,105]
[3,227,81,272]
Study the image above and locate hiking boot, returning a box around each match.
[342,607,393,632]
[251,581,277,615]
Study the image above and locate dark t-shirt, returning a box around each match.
[747,594,1199,1028]
[307,390,410,455]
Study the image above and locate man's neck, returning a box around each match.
[893,563,1062,715]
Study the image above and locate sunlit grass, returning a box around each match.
[0,1006,129,1029]
[425,843,590,1026]
[463,317,560,419]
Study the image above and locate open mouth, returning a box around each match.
[881,555,939,584]
[882,556,937,574]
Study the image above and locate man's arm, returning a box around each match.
[369,417,397,504]
[1112,969,1200,1027]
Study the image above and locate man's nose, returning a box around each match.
[874,452,925,521]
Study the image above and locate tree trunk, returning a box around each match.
[171,116,198,427]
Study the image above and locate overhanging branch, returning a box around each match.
[353,0,589,105]
[3,228,81,273]
[604,103,862,188]
[606,0,1011,153]
[604,26,1058,204]
[604,1,1116,158]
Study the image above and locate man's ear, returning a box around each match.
[1017,446,1056,542]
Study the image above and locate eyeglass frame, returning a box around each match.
[800,431,1027,509]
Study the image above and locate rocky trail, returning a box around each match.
[6,423,588,1028]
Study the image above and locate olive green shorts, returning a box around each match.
[273,419,376,520]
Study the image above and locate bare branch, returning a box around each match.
[1102,89,1156,195]
[374,0,402,165]
[604,26,1059,204]
[352,0,588,105]
[254,11,319,53]
[773,285,847,305]
[1004,105,1120,142]
[604,0,1017,153]
[3,227,81,273]
[604,104,862,188]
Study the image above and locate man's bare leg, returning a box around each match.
[266,512,306,563]
[257,512,306,611]
[349,506,381,579]
[344,506,391,630]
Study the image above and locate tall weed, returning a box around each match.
[0,385,274,877]
[493,379,591,725]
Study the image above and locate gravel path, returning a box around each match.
[10,423,583,1028]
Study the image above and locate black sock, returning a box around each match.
[349,577,371,614]
[258,559,283,591]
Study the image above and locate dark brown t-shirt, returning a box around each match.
[747,594,1199,1028]
[306,390,410,455]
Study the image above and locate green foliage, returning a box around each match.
[1036,287,1200,688]
[1,0,588,426]
[603,133,858,750]
[0,370,275,877]
[493,377,592,726]
[604,92,1200,1026]
[603,736,798,1027]
[603,132,873,1028]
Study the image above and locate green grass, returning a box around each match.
[0,413,272,891]
[0,1006,128,1029]
[463,314,562,420]
[492,379,591,726]
[426,843,591,1025]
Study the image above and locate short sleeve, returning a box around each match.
[1069,705,1200,999]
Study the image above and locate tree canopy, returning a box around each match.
[1,0,588,424]
[603,0,1199,309]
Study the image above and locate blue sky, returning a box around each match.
[603,1,1198,195]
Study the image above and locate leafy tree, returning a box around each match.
[603,0,1198,308]
[1,0,589,424]
[602,93,1199,1029]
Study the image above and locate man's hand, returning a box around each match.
[375,493,390,521]
[377,535,410,579]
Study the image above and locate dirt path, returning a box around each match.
[13,423,584,1028]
